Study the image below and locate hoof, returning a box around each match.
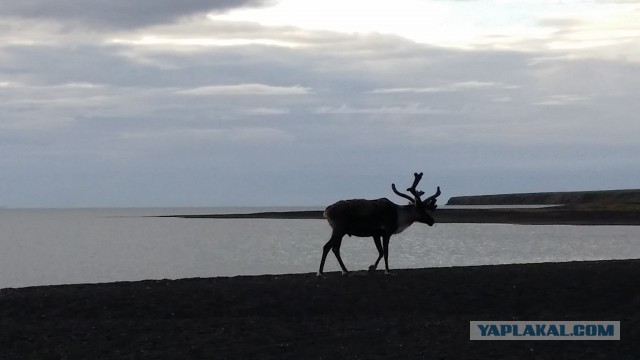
[341,271,352,277]
[368,265,377,273]
[316,272,325,278]
[384,270,397,276]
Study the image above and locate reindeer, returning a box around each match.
[317,172,440,276]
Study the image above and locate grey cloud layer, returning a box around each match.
[1,12,639,206]
[0,0,270,28]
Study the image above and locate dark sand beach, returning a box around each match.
[2,259,639,359]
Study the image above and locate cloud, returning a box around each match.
[177,83,310,96]
[315,103,451,115]
[242,107,290,115]
[368,87,452,94]
[0,0,271,29]
[533,94,591,106]
[108,18,323,49]
[120,126,294,145]
[369,81,519,94]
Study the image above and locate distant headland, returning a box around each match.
[447,189,640,206]
[161,189,640,226]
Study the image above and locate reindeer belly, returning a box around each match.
[344,220,393,237]
[346,226,388,237]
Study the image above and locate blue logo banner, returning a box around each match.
[470,321,620,340]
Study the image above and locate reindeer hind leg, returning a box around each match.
[318,230,347,276]
[382,235,395,275]
[369,235,383,273]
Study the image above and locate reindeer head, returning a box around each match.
[392,172,441,226]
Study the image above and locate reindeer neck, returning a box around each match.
[395,204,418,234]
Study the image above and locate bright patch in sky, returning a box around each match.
[211,0,639,50]
[211,0,483,47]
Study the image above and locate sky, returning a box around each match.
[1,0,639,207]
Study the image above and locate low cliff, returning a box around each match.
[447,189,640,206]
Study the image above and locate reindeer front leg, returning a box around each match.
[317,238,333,277]
[331,236,350,276]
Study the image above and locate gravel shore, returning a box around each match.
[2,259,639,359]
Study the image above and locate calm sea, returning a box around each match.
[1,207,639,289]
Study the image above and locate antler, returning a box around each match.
[407,172,425,202]
[392,172,426,204]
[424,186,441,210]
[392,183,415,203]
[392,172,441,210]
[425,186,441,203]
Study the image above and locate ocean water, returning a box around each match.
[1,207,639,289]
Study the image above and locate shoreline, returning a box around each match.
[2,259,638,358]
